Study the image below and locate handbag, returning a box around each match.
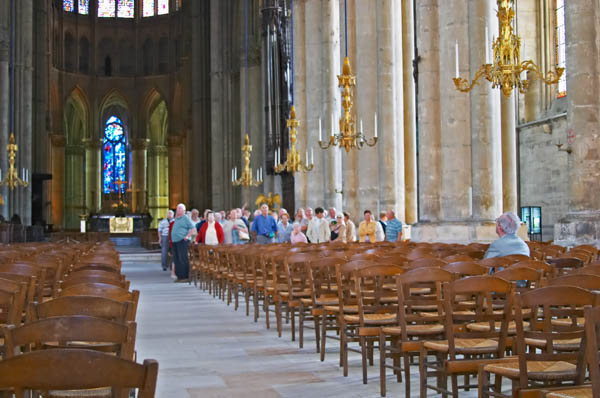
[237,220,250,240]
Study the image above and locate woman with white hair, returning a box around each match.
[290,222,308,244]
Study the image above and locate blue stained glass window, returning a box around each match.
[78,0,89,14]
[103,116,127,193]
[64,0,75,12]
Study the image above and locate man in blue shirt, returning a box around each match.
[484,212,530,259]
[251,204,278,244]
[385,210,403,242]
[171,203,196,282]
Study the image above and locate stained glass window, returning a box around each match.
[63,0,75,12]
[117,0,134,18]
[143,0,154,17]
[175,0,181,11]
[98,0,116,17]
[103,116,127,193]
[157,0,168,15]
[555,0,566,97]
[78,0,89,14]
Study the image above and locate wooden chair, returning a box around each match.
[444,254,475,263]
[351,264,405,385]
[62,276,130,290]
[479,286,595,398]
[379,267,455,397]
[59,283,140,316]
[494,266,543,292]
[548,257,585,276]
[1,263,47,302]
[69,269,126,281]
[27,296,134,323]
[407,258,448,269]
[442,261,488,278]
[512,260,556,278]
[478,257,513,271]
[0,277,27,328]
[0,349,157,398]
[420,276,513,398]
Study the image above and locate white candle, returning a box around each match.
[318,118,322,142]
[232,168,234,182]
[485,25,489,64]
[311,148,314,164]
[360,119,363,133]
[374,113,378,138]
[331,113,335,136]
[278,148,281,165]
[305,150,308,163]
[235,167,237,180]
[274,150,277,166]
[22,168,25,181]
[260,167,263,181]
[455,40,459,78]
[0,169,2,181]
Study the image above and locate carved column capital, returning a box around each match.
[132,138,150,150]
[82,137,103,150]
[50,133,66,147]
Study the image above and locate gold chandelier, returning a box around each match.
[274,106,314,175]
[232,134,263,187]
[318,57,378,152]
[453,0,563,97]
[0,133,29,190]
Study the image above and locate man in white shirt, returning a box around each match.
[307,207,330,243]
[157,210,174,271]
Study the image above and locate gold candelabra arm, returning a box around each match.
[232,134,263,187]
[0,133,29,189]
[521,60,564,86]
[452,64,493,93]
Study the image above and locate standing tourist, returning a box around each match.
[330,213,346,242]
[277,212,293,243]
[190,209,201,242]
[157,210,173,271]
[222,210,235,244]
[302,207,312,236]
[344,212,357,242]
[358,210,377,243]
[171,204,196,282]
[232,209,250,244]
[307,207,330,243]
[290,222,308,244]
[251,204,278,244]
[197,212,224,246]
[385,210,403,242]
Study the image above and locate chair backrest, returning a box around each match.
[503,254,531,263]
[443,276,513,360]
[576,265,600,276]
[1,262,46,302]
[478,257,512,269]
[407,257,447,269]
[28,296,134,323]
[442,261,488,278]
[514,286,595,388]
[0,277,27,327]
[59,283,139,315]
[69,269,125,281]
[443,254,474,263]
[493,266,542,291]
[62,276,130,290]
[584,305,600,396]
[0,349,157,398]
[544,274,600,291]
[511,260,555,278]
[548,257,585,275]
[3,315,136,360]
[354,265,405,327]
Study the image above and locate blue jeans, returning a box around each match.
[256,235,274,244]
[160,235,170,270]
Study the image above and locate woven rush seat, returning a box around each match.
[483,360,577,381]
[48,388,112,398]
[545,387,593,398]
[524,337,581,351]
[409,287,432,295]
[300,294,338,306]
[279,289,311,298]
[467,320,529,334]
[323,304,358,313]
[551,317,585,327]
[344,313,396,324]
[424,337,499,354]
[382,323,444,336]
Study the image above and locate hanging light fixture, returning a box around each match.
[274,0,314,175]
[232,0,263,187]
[318,0,377,152]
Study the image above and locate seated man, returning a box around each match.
[484,212,530,259]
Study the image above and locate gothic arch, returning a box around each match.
[98,89,131,140]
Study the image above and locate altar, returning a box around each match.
[88,213,152,233]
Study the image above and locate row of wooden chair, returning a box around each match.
[0,241,157,397]
[192,240,599,398]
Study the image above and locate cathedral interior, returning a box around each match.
[0,0,597,246]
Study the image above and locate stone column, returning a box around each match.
[82,138,101,213]
[65,144,84,229]
[130,138,149,213]
[323,0,342,211]
[468,0,502,221]
[0,0,9,221]
[554,0,600,246]
[148,145,168,228]
[50,134,65,229]
[439,0,471,221]
[167,135,184,209]
[501,92,518,214]
[415,0,442,222]
[293,0,308,209]
[377,0,403,217]
[402,0,417,225]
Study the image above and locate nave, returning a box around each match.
[127,250,476,398]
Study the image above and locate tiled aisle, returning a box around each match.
[122,252,479,398]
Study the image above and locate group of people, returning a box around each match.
[157,203,405,282]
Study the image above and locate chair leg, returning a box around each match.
[403,352,411,397]
[291,306,296,342]
[451,374,459,398]
[379,332,387,397]
[419,348,427,398]
[360,336,368,384]
[342,328,349,377]
[298,304,304,349]
[320,312,328,362]
[275,300,282,338]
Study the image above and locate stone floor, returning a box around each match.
[122,251,481,398]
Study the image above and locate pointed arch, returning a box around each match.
[64,86,90,144]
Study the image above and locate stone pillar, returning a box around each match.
[377,0,403,218]
[50,134,65,229]
[130,138,149,213]
[0,0,9,221]
[439,0,471,221]
[402,0,417,225]
[468,0,502,221]
[82,138,101,213]
[148,145,168,228]
[415,0,442,222]
[501,92,518,214]
[293,0,308,209]
[554,0,600,246]
[323,0,342,211]
[167,135,184,209]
